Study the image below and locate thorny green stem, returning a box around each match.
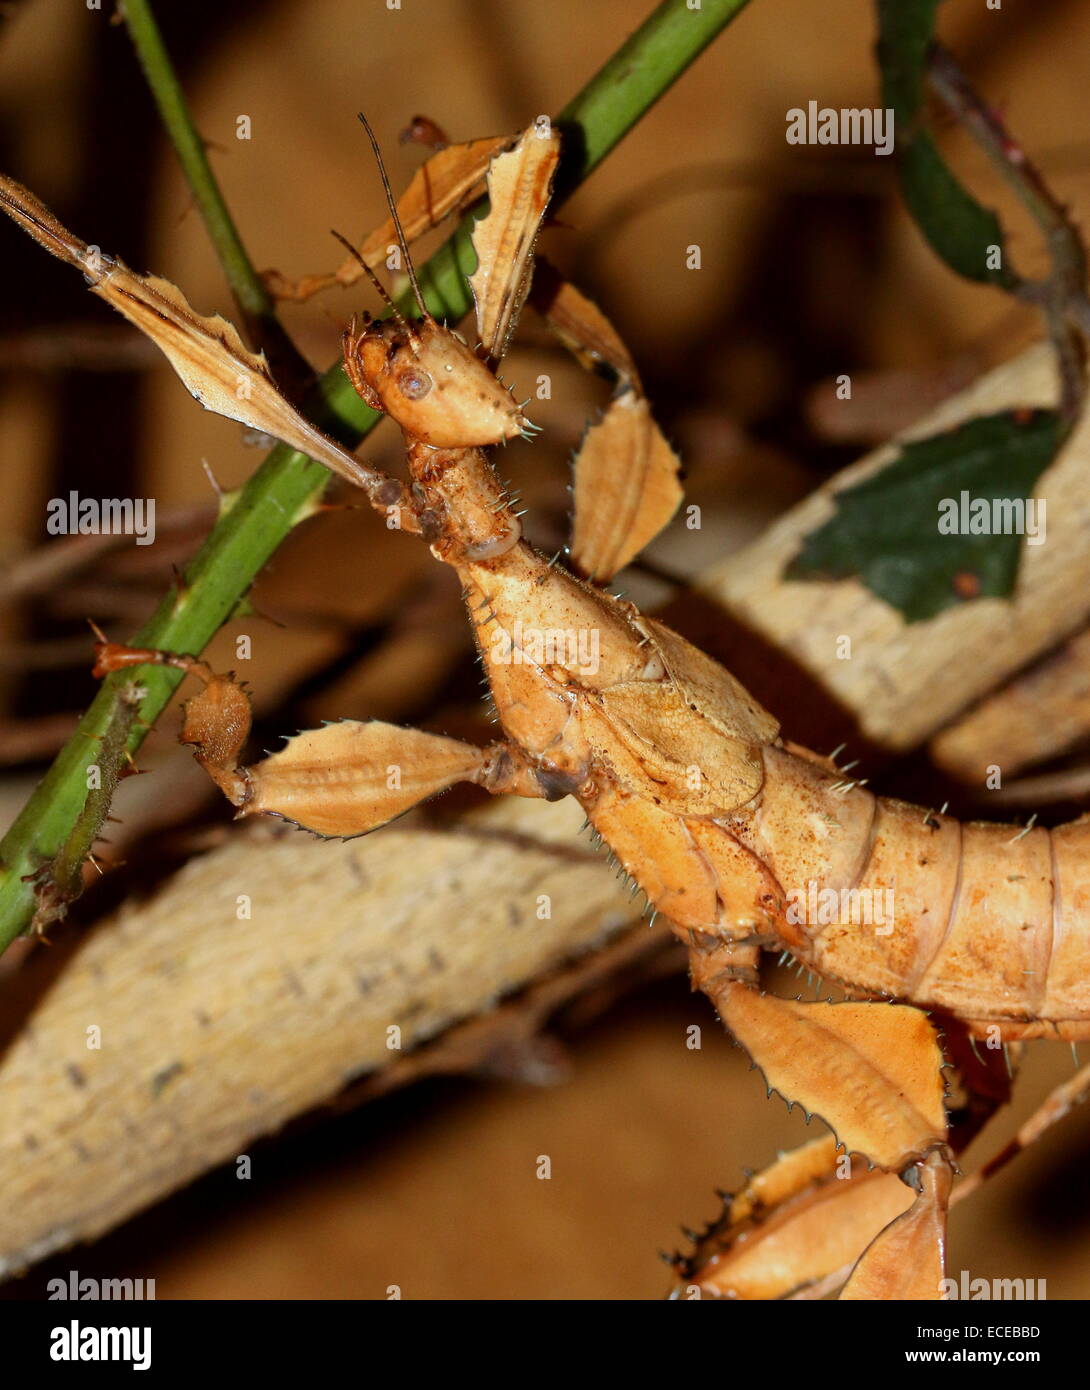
[0,0,753,952]
[119,0,308,380]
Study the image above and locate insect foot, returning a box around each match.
[92,641,250,805]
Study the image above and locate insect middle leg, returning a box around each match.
[93,641,558,836]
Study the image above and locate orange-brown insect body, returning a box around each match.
[340,304,1090,1044]
[76,118,1090,1297]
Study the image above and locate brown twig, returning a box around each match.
[927,43,1090,420]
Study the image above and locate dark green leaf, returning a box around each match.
[876,0,1014,287]
[786,410,1063,622]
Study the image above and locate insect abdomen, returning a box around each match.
[730,747,1090,1038]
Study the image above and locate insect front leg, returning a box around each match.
[92,641,251,805]
[93,641,560,838]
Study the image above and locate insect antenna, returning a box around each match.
[357,112,430,320]
[329,228,412,334]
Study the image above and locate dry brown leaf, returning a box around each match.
[675,1137,915,1300]
[264,136,510,303]
[839,1149,953,1300]
[245,720,488,835]
[469,123,560,362]
[570,392,683,581]
[0,171,405,509]
[530,258,641,389]
[707,986,947,1170]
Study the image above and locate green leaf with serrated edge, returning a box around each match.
[900,137,1015,287]
[786,410,1063,623]
[876,0,1015,288]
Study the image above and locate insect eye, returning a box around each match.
[397,369,433,400]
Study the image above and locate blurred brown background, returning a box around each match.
[1,0,1090,1299]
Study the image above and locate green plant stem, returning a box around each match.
[120,0,310,387]
[0,0,752,952]
[121,0,272,329]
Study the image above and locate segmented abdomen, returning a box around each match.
[729,747,1090,1040]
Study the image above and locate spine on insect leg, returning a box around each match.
[721,745,1090,1040]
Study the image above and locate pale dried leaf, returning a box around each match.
[707,986,947,1169]
[265,136,510,303]
[571,393,683,581]
[840,1150,952,1300]
[246,721,488,836]
[469,123,560,361]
